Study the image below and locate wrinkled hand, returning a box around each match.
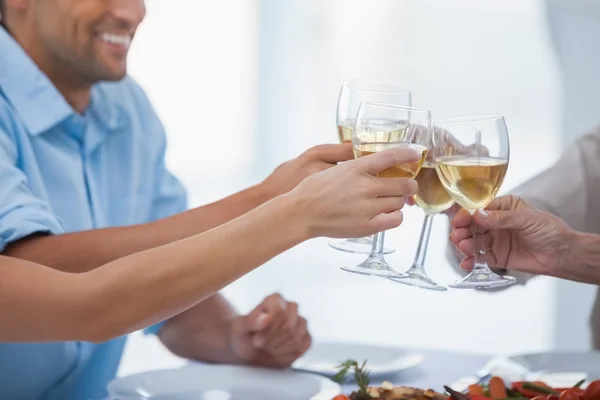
[289,147,421,239]
[261,144,354,197]
[449,195,574,277]
[228,293,311,368]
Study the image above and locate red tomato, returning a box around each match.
[530,397,548,400]
[332,395,350,400]
[559,389,580,400]
[554,389,585,396]
[583,380,600,400]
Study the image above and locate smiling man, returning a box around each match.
[0,1,353,399]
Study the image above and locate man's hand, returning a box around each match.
[260,144,354,198]
[228,293,311,368]
[449,195,575,277]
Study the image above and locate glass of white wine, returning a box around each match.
[341,102,430,277]
[387,148,452,291]
[433,115,517,289]
[329,78,412,255]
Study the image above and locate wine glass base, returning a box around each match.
[329,237,395,255]
[388,270,447,291]
[340,263,407,278]
[448,271,517,290]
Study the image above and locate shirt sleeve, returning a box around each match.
[512,128,600,233]
[0,129,64,252]
[149,146,188,222]
[143,108,188,336]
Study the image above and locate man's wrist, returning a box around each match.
[559,230,600,284]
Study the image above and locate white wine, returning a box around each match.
[354,143,428,178]
[435,156,508,211]
[414,163,454,214]
[337,123,353,143]
[338,119,409,144]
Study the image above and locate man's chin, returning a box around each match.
[98,70,128,82]
[95,62,128,82]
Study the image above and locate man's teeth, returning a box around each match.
[99,33,132,47]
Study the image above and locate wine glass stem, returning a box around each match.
[410,213,434,272]
[372,231,385,255]
[472,213,492,273]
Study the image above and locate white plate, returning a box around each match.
[508,351,600,385]
[292,341,424,378]
[108,364,341,400]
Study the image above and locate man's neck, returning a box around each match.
[7,23,92,114]
[48,76,92,115]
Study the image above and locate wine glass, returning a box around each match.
[329,78,412,255]
[341,102,430,277]
[387,148,452,291]
[432,115,516,289]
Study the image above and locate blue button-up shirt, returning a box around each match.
[0,27,188,400]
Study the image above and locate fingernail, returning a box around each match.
[479,210,489,218]
[255,313,267,330]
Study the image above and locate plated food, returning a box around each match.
[333,385,448,400]
[331,360,600,400]
[332,360,448,400]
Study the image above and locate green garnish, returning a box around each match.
[522,382,559,395]
[573,379,586,388]
[334,359,371,400]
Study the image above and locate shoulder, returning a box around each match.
[579,127,600,148]
[569,127,600,170]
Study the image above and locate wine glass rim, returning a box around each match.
[343,78,411,94]
[361,101,430,114]
[434,114,504,124]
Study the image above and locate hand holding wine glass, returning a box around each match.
[433,115,515,289]
[329,79,411,255]
[261,143,354,197]
[291,146,421,238]
[449,195,573,278]
[340,102,431,277]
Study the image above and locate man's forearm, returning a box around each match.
[558,231,600,285]
[157,294,243,364]
[4,184,271,273]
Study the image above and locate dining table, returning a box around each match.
[106,348,492,399]
[339,348,490,393]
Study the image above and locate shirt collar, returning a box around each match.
[0,26,124,136]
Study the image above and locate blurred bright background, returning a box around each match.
[119,0,600,376]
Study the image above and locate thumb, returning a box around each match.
[474,209,527,230]
[357,147,423,176]
[241,308,270,334]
